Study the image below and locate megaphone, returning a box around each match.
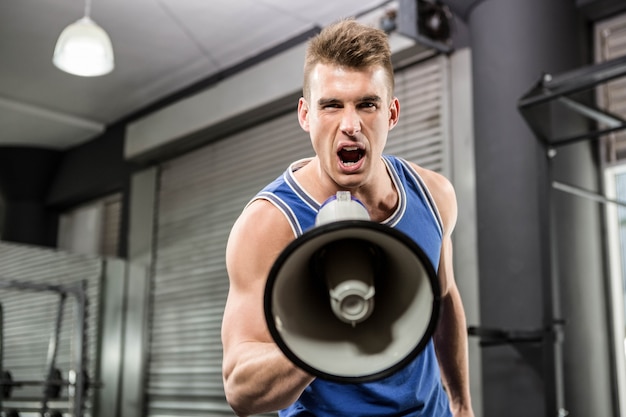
[264,191,441,383]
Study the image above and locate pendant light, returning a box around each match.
[52,0,114,77]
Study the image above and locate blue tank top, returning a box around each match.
[250,155,452,417]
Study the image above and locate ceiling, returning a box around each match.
[0,0,396,150]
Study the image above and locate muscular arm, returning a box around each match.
[413,164,474,417]
[221,200,314,416]
[434,237,473,416]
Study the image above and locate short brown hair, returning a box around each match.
[303,19,394,100]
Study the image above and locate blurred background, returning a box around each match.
[0,0,626,416]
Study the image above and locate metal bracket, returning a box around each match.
[468,320,566,379]
[518,55,626,147]
[468,321,565,347]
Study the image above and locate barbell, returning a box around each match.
[0,368,99,400]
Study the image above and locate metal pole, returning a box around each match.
[70,280,88,417]
[546,150,568,417]
[42,291,67,415]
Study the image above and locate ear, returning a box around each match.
[388,97,400,130]
[298,97,310,132]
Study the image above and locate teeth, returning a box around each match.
[338,146,363,166]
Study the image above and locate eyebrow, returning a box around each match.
[317,98,340,107]
[317,95,383,106]
[361,95,383,104]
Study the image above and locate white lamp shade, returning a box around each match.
[53,16,114,77]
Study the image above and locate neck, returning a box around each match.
[356,168,398,222]
[295,157,398,222]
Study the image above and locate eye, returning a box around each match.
[359,102,378,111]
[318,100,342,110]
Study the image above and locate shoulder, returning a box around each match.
[406,161,457,237]
[226,199,296,283]
[385,155,454,197]
[229,199,295,251]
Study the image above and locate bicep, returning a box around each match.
[411,163,458,297]
[437,234,455,297]
[221,201,294,363]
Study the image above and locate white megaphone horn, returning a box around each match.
[264,191,440,382]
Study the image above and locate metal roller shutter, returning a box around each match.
[388,55,450,172]
[146,56,450,417]
[0,242,103,417]
[596,15,626,163]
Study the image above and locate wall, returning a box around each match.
[45,123,132,256]
[46,123,131,209]
[0,146,62,246]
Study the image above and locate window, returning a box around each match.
[597,13,626,415]
[603,165,626,415]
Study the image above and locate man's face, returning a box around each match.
[298,63,399,191]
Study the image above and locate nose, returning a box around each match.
[340,107,361,137]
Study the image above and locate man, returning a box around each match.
[221,18,474,417]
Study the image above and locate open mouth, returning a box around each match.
[338,146,364,166]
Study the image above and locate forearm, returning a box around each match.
[223,341,314,416]
[433,286,473,415]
